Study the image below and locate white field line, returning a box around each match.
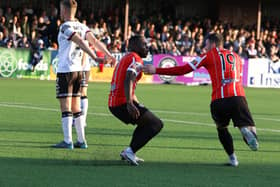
[1,102,279,122]
[162,119,280,133]
[154,110,280,122]
[0,103,279,133]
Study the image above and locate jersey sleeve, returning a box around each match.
[155,63,193,75]
[188,54,207,70]
[155,54,207,75]
[60,24,76,40]
[83,24,91,39]
[127,56,143,77]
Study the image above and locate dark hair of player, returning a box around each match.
[206,33,224,47]
[128,35,142,52]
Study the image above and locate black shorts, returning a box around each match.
[210,96,255,128]
[109,101,148,125]
[56,72,82,98]
[81,71,90,87]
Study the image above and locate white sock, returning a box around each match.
[240,127,248,132]
[125,147,134,154]
[62,116,73,144]
[229,153,237,160]
[81,97,88,126]
[74,115,86,143]
[240,127,250,137]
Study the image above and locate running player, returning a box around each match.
[54,0,115,149]
[143,33,259,166]
[108,35,163,166]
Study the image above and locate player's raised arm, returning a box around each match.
[85,31,116,66]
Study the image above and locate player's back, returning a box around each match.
[204,48,245,101]
[108,52,143,107]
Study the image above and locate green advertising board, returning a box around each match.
[0,47,51,80]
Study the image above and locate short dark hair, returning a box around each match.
[206,33,224,47]
[128,35,142,51]
[61,0,77,9]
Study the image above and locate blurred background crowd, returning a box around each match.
[0,2,279,61]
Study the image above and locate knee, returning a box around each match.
[217,126,227,131]
[158,119,164,131]
[72,106,81,113]
[217,127,231,137]
[151,118,164,134]
[81,88,87,97]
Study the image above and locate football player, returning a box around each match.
[54,0,115,149]
[108,35,163,165]
[144,33,259,166]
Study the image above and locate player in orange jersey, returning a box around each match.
[109,35,163,166]
[144,33,259,166]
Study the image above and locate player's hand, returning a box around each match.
[143,64,156,74]
[127,102,140,120]
[94,57,105,63]
[106,55,116,67]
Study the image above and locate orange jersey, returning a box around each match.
[108,52,143,107]
[156,48,245,101]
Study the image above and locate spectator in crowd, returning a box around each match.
[224,34,233,49]
[6,38,13,48]
[0,16,6,33]
[36,16,48,46]
[18,36,30,48]
[246,40,258,58]
[21,15,30,38]
[237,46,248,59]
[0,31,5,46]
[101,31,111,46]
[30,39,44,72]
[4,7,13,23]
[269,45,280,63]
[91,22,100,37]
[257,45,268,58]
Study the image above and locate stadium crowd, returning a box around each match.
[0,5,279,61]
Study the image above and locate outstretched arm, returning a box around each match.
[86,32,116,66]
[143,55,207,75]
[156,63,194,75]
[143,63,194,75]
[70,33,103,63]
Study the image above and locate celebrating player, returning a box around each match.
[54,0,115,149]
[108,35,163,166]
[143,33,259,166]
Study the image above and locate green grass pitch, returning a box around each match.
[0,79,279,187]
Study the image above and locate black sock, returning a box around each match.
[130,117,163,153]
[217,128,234,156]
[81,96,88,100]
[62,111,73,118]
